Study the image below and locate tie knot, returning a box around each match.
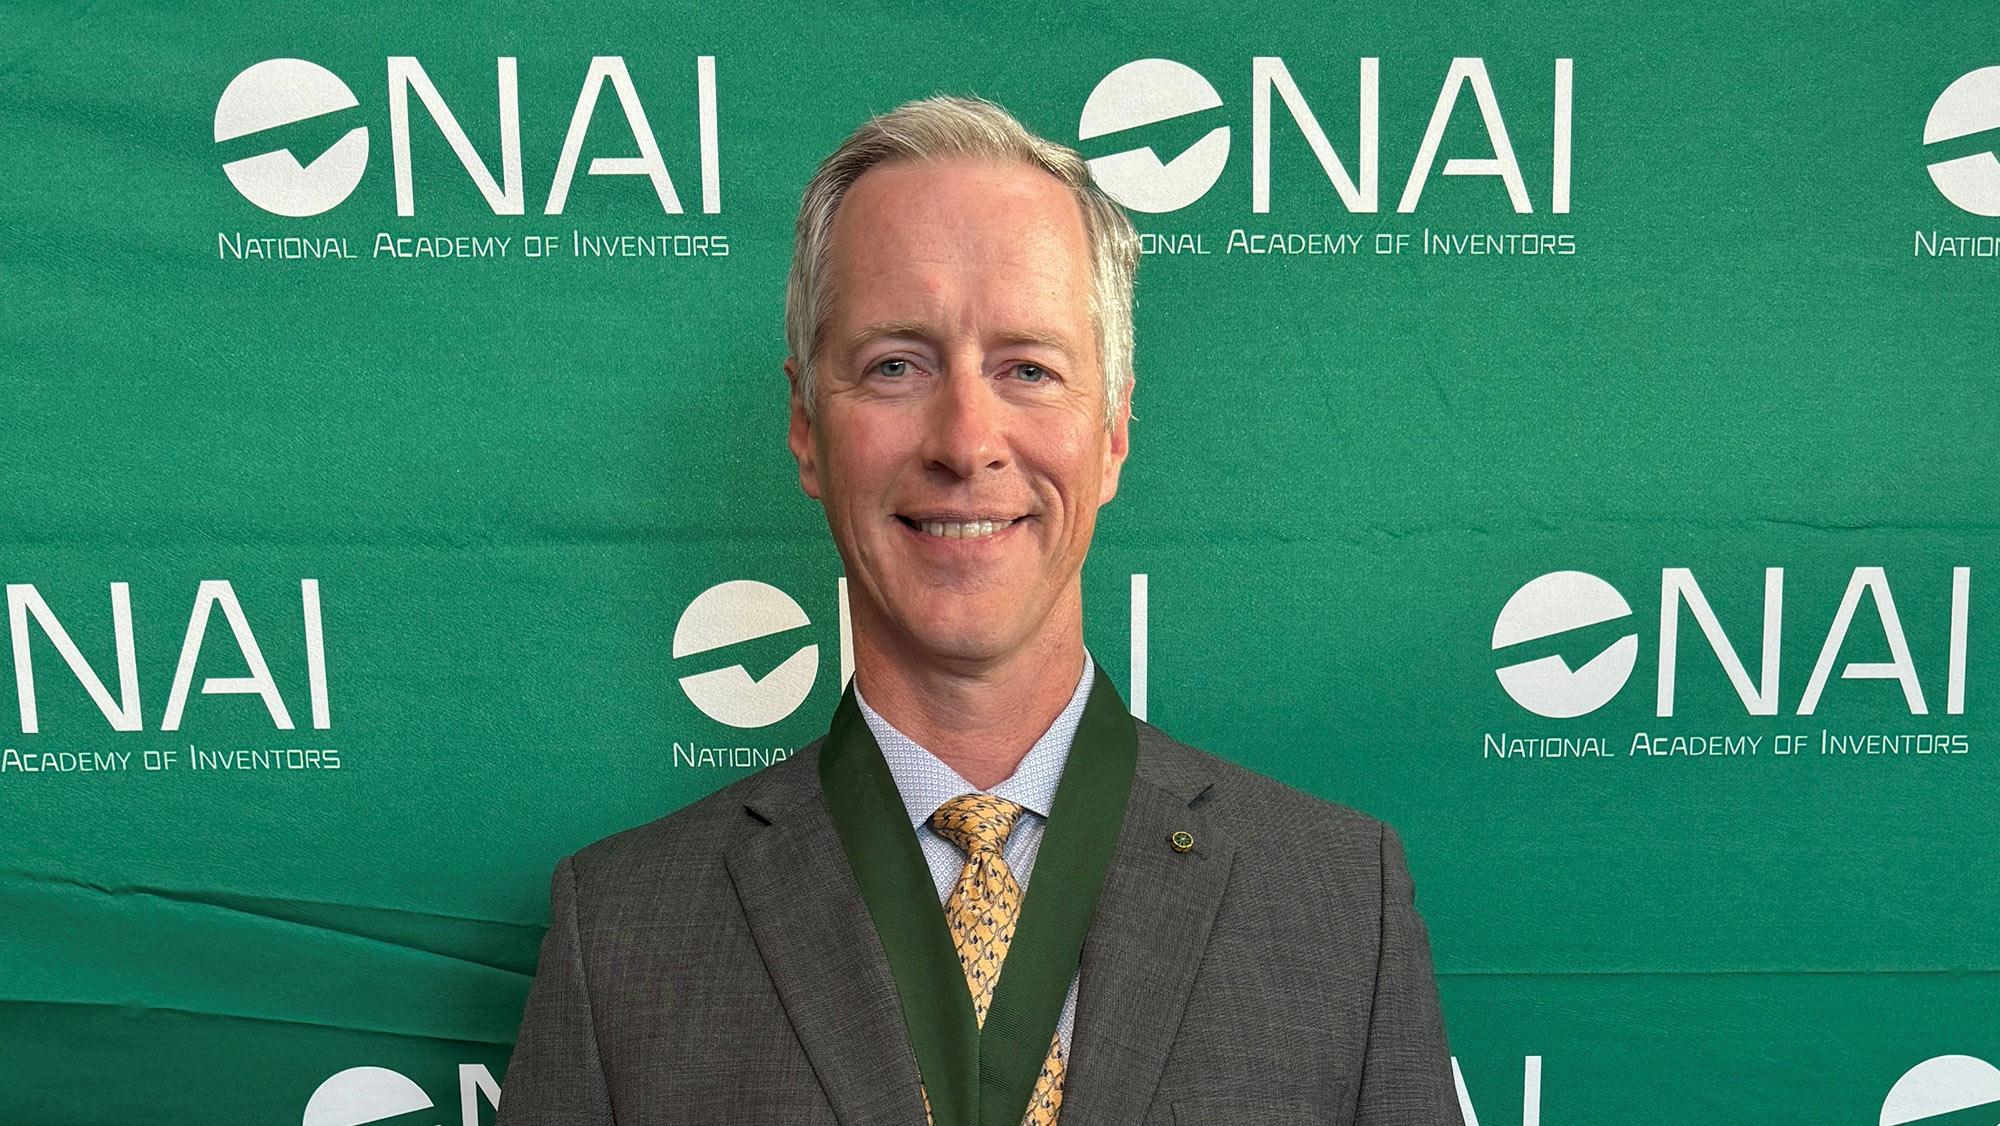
[930,794,1026,856]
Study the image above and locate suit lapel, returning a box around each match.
[1060,758,1234,1126]
[727,785,928,1126]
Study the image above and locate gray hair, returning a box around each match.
[784,95,1139,428]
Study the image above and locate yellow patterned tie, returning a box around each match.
[929,794,1066,1126]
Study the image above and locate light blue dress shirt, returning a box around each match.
[854,652,1094,1058]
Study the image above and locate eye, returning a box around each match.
[1012,363,1049,383]
[877,358,912,378]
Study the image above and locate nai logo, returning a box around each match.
[1077,55,1573,215]
[302,1065,498,1126]
[669,573,1150,731]
[1080,60,1232,213]
[672,581,819,729]
[216,59,369,217]
[214,55,722,218]
[1491,567,1972,720]
[1881,1055,2000,1126]
[1490,571,1639,719]
[1926,67,2000,216]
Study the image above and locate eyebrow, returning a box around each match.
[844,320,1081,360]
[844,320,935,355]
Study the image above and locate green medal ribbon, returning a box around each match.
[820,664,1137,1126]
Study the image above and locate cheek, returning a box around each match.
[1040,427,1110,501]
[819,416,906,507]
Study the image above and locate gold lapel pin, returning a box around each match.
[1170,831,1194,853]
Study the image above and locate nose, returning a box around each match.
[920,355,1009,480]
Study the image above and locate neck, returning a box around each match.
[851,600,1087,791]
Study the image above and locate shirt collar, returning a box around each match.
[855,652,1096,829]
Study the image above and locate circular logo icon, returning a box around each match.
[1881,1055,2000,1126]
[215,58,370,217]
[672,580,818,728]
[301,1067,432,1126]
[1925,66,2000,216]
[1079,58,1231,213]
[1491,571,1639,718]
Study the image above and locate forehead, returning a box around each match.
[823,157,1094,339]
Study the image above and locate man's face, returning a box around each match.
[787,157,1130,672]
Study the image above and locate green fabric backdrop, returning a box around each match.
[2,1,1994,1122]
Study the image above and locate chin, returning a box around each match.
[893,597,1032,665]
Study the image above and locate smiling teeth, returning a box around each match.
[919,519,1011,539]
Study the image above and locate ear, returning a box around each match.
[785,357,823,499]
[1098,373,1133,505]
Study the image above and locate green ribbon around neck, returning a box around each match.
[819,664,1137,1126]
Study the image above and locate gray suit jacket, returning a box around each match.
[495,721,1463,1125]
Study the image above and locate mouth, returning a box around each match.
[894,514,1021,541]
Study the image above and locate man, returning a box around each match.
[496,96,1462,1126]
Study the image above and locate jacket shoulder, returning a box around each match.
[1134,720,1394,861]
[566,739,824,886]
